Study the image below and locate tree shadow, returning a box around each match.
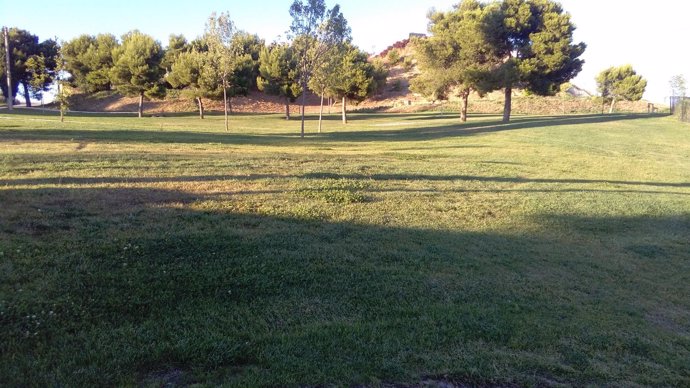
[0,112,665,146]
[2,171,688,192]
[300,172,690,189]
[0,185,688,386]
[320,113,665,142]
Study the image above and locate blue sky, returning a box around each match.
[3,0,688,103]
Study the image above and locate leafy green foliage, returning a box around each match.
[386,48,401,64]
[53,47,71,121]
[161,34,189,73]
[166,49,221,117]
[0,28,58,105]
[257,43,301,118]
[596,65,647,112]
[411,0,503,121]
[369,58,389,95]
[109,31,165,117]
[110,31,165,99]
[62,34,119,93]
[330,43,381,104]
[228,32,265,95]
[493,0,586,121]
[25,54,51,100]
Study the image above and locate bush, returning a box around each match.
[387,49,401,64]
[403,57,415,71]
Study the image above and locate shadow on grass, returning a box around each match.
[0,186,688,386]
[0,112,665,145]
[5,107,280,118]
[3,171,688,191]
[319,113,665,142]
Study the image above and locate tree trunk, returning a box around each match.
[285,97,290,120]
[609,97,616,114]
[57,82,64,122]
[23,82,31,107]
[318,93,324,133]
[502,87,512,123]
[228,97,233,114]
[460,91,469,122]
[328,97,331,114]
[138,92,144,118]
[300,83,306,138]
[342,96,347,124]
[3,27,12,111]
[197,97,205,119]
[223,86,228,131]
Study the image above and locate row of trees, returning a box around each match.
[411,0,652,121]
[3,0,653,130]
[1,1,387,132]
[411,0,587,123]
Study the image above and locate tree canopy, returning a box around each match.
[109,31,165,117]
[62,34,119,93]
[596,65,647,113]
[1,28,58,106]
[328,42,384,124]
[257,43,301,120]
[167,48,221,119]
[493,0,586,121]
[411,0,503,122]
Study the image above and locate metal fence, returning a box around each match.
[670,96,690,123]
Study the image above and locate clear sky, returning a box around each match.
[2,0,688,103]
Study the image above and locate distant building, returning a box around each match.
[566,85,593,98]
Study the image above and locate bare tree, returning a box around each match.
[289,0,350,138]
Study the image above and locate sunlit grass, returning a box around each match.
[0,110,689,386]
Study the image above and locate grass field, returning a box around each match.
[1,110,689,387]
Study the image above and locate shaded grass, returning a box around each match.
[0,111,689,386]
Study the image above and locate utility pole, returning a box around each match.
[3,26,12,111]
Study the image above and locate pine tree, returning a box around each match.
[167,48,221,119]
[596,65,647,113]
[62,34,119,93]
[110,31,165,118]
[257,43,301,120]
[411,0,503,122]
[329,43,381,124]
[493,0,586,122]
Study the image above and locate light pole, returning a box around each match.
[3,26,12,111]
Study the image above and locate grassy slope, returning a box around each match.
[0,110,688,386]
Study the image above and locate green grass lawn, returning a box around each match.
[1,110,689,386]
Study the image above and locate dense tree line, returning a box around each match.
[0,28,58,107]
[2,0,648,129]
[1,0,385,130]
